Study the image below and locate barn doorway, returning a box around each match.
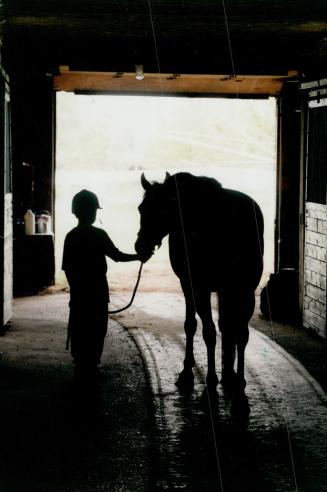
[55,93,276,290]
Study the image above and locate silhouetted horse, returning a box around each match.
[135,172,264,390]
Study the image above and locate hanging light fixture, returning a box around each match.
[135,65,145,81]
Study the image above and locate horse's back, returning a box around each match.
[168,174,264,290]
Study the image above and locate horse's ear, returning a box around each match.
[164,172,171,182]
[141,172,151,191]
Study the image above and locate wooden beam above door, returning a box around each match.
[54,67,298,97]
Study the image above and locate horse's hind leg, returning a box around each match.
[235,291,255,390]
[218,291,236,387]
[220,329,237,388]
[176,285,197,388]
[219,290,255,390]
[219,322,237,388]
[196,292,218,388]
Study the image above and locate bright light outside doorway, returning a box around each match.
[55,93,276,291]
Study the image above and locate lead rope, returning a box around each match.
[65,262,144,350]
[108,262,144,314]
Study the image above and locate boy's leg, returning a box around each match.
[93,304,109,366]
[69,301,108,380]
[70,306,90,376]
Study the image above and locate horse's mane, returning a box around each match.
[164,172,223,203]
[169,172,222,188]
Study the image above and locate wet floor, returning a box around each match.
[118,291,327,491]
[130,324,327,491]
[1,291,327,491]
[0,294,151,491]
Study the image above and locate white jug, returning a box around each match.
[24,209,35,235]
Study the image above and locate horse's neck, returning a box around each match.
[171,172,222,201]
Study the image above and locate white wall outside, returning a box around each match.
[55,94,277,288]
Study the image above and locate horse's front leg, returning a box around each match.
[176,285,197,389]
[196,291,218,388]
[235,330,248,390]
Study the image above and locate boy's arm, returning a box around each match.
[117,252,139,262]
[104,232,139,262]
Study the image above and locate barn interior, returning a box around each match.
[1,0,327,334]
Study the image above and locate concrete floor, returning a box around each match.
[1,290,327,491]
[0,293,152,492]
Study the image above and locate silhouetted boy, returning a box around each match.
[62,189,139,381]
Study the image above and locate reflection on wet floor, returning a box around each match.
[130,320,327,491]
[150,384,299,491]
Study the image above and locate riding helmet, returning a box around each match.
[71,189,102,215]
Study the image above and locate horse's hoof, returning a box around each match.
[221,370,238,391]
[231,393,250,421]
[175,369,194,390]
[222,372,247,394]
[206,373,219,388]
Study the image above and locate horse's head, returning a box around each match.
[135,172,171,262]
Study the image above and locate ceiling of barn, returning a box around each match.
[2,1,327,89]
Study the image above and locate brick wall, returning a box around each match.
[303,202,327,337]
